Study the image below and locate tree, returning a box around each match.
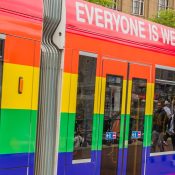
[85,0,116,8]
[150,9,175,28]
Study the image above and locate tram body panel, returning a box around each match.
[57,0,175,173]
[0,0,42,174]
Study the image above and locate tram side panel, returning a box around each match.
[0,0,42,174]
[57,29,175,175]
[0,37,40,174]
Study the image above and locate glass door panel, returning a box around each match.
[100,61,152,175]
[125,63,152,175]
[126,78,147,175]
[100,59,128,175]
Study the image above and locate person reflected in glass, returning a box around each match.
[152,101,168,152]
[74,131,84,149]
[163,101,175,149]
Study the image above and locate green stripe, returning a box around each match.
[58,112,153,153]
[0,109,37,154]
[124,114,152,148]
[143,115,152,147]
[60,112,102,152]
[29,110,37,152]
[67,113,76,152]
[97,114,125,150]
[119,114,125,149]
[92,114,99,150]
[58,112,69,152]
[97,114,104,150]
[145,115,153,147]
[124,114,130,148]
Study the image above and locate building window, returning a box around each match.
[112,0,121,10]
[158,0,169,11]
[132,0,144,16]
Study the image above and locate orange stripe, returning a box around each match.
[64,48,101,76]
[65,33,175,72]
[102,59,127,79]
[4,35,40,67]
[129,64,152,83]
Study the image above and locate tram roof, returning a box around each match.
[0,0,43,20]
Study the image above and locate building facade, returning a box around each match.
[115,0,175,19]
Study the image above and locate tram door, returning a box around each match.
[100,59,152,175]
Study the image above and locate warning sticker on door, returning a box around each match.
[131,131,141,139]
[105,132,116,140]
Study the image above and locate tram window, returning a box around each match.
[73,53,97,161]
[0,39,4,60]
[0,38,4,108]
[151,68,175,154]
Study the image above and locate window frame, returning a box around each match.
[150,65,175,156]
[0,34,5,61]
[132,0,144,16]
[0,34,5,111]
[72,51,98,164]
[158,0,169,11]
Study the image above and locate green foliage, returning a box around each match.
[86,0,115,8]
[150,9,175,28]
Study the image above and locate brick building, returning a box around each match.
[114,0,175,19]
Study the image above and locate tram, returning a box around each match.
[1,0,175,175]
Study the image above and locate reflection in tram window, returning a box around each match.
[0,39,4,107]
[151,68,175,153]
[100,75,123,175]
[73,54,97,160]
[0,39,4,59]
[126,78,147,175]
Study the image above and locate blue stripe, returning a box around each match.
[0,167,28,175]
[1,149,175,175]
[58,151,101,175]
[117,149,123,175]
[146,147,175,175]
[0,153,29,169]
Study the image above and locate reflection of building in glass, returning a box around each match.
[73,54,97,160]
[151,67,175,153]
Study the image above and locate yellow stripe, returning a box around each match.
[126,80,132,115]
[61,72,71,113]
[100,79,127,115]
[94,77,100,114]
[100,77,106,115]
[64,73,100,114]
[1,63,39,110]
[31,68,40,110]
[145,83,154,115]
[121,80,127,114]
[68,73,78,113]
